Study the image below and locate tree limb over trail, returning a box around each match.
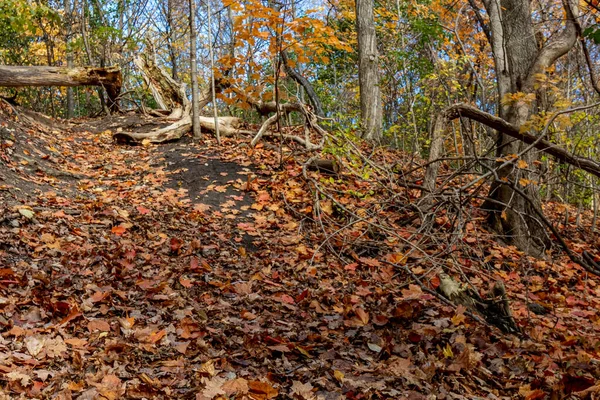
[441,103,600,179]
[421,102,600,275]
[0,65,122,111]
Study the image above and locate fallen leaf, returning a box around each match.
[290,380,314,399]
[355,307,369,325]
[248,380,278,399]
[88,319,111,332]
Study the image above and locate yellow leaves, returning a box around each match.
[501,92,536,107]
[517,159,528,169]
[519,178,533,187]
[443,343,454,358]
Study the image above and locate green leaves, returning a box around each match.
[584,26,600,44]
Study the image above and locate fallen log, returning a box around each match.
[114,43,253,143]
[0,65,122,111]
[113,115,247,143]
[114,43,323,146]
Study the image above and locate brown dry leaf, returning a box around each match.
[179,276,194,288]
[198,376,226,399]
[388,357,411,377]
[290,380,315,399]
[87,319,111,332]
[147,329,166,344]
[198,359,217,377]
[221,378,249,395]
[89,290,110,303]
[241,310,257,320]
[174,341,190,354]
[24,335,45,357]
[282,221,298,230]
[95,374,125,400]
[359,257,381,267]
[67,380,85,391]
[355,307,369,325]
[451,305,467,326]
[194,203,211,213]
[45,336,67,358]
[400,284,423,301]
[65,337,88,348]
[40,233,55,243]
[233,281,253,295]
[248,380,278,399]
[320,200,333,215]
[6,370,32,386]
[118,317,135,330]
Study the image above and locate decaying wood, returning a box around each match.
[133,49,189,119]
[0,65,122,111]
[250,113,280,147]
[114,45,249,143]
[116,44,323,145]
[438,273,519,334]
[306,158,340,175]
[113,115,246,144]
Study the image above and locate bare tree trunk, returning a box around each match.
[476,0,579,255]
[65,0,75,118]
[80,0,111,115]
[206,0,220,144]
[167,0,179,80]
[189,0,201,139]
[355,0,382,140]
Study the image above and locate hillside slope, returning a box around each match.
[0,103,599,399]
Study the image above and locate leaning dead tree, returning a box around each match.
[0,65,122,111]
[113,47,246,143]
[115,45,324,149]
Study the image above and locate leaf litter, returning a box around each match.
[0,103,599,398]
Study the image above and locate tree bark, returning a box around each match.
[355,0,382,140]
[189,0,201,139]
[477,0,578,255]
[0,65,121,111]
[114,44,248,144]
[133,46,188,118]
[166,0,179,81]
[65,0,75,118]
[280,50,325,117]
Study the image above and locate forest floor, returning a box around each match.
[0,100,600,399]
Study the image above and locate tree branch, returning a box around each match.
[443,103,600,179]
[280,50,325,117]
[524,0,578,90]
